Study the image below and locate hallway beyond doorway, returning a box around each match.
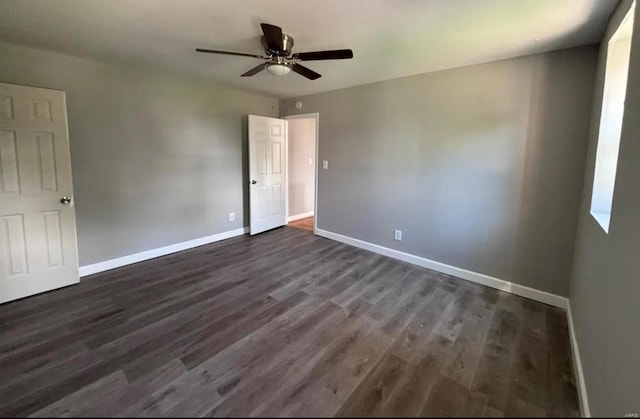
[288,216,314,233]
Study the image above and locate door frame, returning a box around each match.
[282,113,319,234]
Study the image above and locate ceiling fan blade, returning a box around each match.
[261,23,284,51]
[292,64,321,80]
[293,49,353,61]
[196,48,265,59]
[241,63,267,77]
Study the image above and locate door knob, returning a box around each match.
[251,180,257,184]
[60,196,72,204]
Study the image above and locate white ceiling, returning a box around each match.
[0,0,617,98]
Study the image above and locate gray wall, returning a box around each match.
[282,46,598,296]
[286,117,316,217]
[569,0,640,415]
[0,41,278,266]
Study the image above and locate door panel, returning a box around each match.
[0,130,20,193]
[271,184,282,215]
[43,210,64,267]
[249,115,287,235]
[31,99,53,121]
[0,82,79,304]
[35,131,59,191]
[271,142,282,174]
[256,141,267,175]
[0,95,13,119]
[1,214,28,275]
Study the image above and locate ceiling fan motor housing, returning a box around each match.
[262,34,294,56]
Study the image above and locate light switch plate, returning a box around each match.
[323,160,328,170]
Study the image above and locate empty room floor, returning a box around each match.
[0,227,579,417]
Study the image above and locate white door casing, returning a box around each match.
[0,82,79,304]
[249,115,287,235]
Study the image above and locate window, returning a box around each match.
[591,2,635,233]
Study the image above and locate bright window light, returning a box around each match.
[590,2,635,233]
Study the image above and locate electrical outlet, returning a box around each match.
[229,212,235,221]
[308,157,313,165]
[394,229,402,241]
[323,160,329,170]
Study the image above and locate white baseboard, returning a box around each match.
[315,228,568,309]
[288,211,314,222]
[567,302,591,417]
[79,227,249,277]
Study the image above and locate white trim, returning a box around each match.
[79,227,248,277]
[315,228,568,309]
[288,211,315,222]
[567,301,591,417]
[282,112,319,234]
[284,117,289,223]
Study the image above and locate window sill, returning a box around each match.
[591,211,611,233]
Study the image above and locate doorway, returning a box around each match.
[283,113,318,234]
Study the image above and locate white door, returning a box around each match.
[0,82,79,304]
[249,115,287,235]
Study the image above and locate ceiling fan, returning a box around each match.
[196,23,353,80]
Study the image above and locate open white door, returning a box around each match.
[249,115,287,235]
[0,83,79,304]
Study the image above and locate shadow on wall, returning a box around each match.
[280,46,597,296]
[412,65,529,282]
[241,115,250,227]
[513,51,596,296]
[350,60,526,260]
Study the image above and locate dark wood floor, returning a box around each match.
[288,216,314,233]
[0,227,579,417]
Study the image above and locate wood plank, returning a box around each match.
[546,305,580,417]
[0,227,579,417]
[420,374,492,417]
[470,293,523,412]
[254,316,393,417]
[504,298,549,412]
[379,276,441,337]
[440,292,498,388]
[378,335,454,416]
[330,258,397,307]
[334,353,408,417]
[388,286,457,362]
[154,298,347,416]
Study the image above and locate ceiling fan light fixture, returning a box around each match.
[266,63,291,77]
